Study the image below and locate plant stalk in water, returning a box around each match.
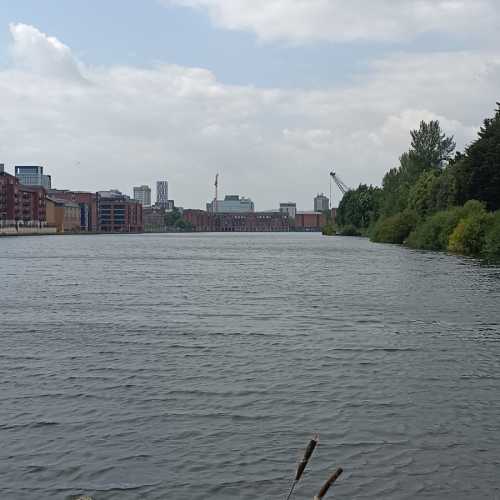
[285,434,319,500]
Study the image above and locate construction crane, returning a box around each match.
[329,171,350,195]
[212,173,219,213]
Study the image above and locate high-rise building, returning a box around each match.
[279,202,297,219]
[156,180,169,208]
[314,193,329,212]
[15,165,52,189]
[133,185,151,207]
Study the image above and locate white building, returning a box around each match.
[156,180,169,208]
[279,202,297,219]
[133,185,152,207]
[207,195,255,213]
[15,165,52,189]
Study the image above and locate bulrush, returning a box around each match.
[286,434,319,500]
[313,467,343,499]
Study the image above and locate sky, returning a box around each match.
[0,1,500,210]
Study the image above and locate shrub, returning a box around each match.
[482,212,500,262]
[339,224,362,236]
[371,209,418,244]
[406,207,464,251]
[448,209,493,256]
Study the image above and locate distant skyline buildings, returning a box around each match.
[207,195,255,214]
[156,180,169,209]
[133,185,152,207]
[314,193,330,212]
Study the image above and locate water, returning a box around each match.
[1,233,500,500]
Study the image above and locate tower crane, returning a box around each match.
[329,171,350,196]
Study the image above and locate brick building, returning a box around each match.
[294,212,326,231]
[184,210,290,232]
[97,191,143,233]
[1,169,46,227]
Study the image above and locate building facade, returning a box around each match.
[184,210,290,232]
[48,189,98,231]
[156,180,169,208]
[314,193,330,212]
[295,212,326,231]
[97,190,143,233]
[133,185,152,207]
[15,165,52,189]
[207,195,255,213]
[1,169,47,227]
[280,202,297,219]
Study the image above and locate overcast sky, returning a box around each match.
[1,0,499,210]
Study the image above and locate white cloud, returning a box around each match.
[9,23,85,81]
[1,24,499,210]
[164,0,499,44]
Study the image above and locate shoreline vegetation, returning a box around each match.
[331,103,500,263]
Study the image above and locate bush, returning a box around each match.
[339,224,362,236]
[406,207,464,251]
[482,212,500,262]
[448,209,493,256]
[371,209,418,244]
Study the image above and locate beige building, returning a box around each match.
[46,197,80,233]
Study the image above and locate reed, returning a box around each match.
[313,467,343,499]
[285,434,319,500]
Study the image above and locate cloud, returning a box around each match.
[9,23,85,81]
[1,24,499,210]
[164,0,499,44]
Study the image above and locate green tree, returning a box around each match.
[409,120,456,168]
[459,103,500,210]
[337,184,382,230]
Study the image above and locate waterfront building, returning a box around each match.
[15,165,52,189]
[144,206,167,232]
[133,185,152,207]
[46,197,81,233]
[48,189,98,231]
[280,202,297,219]
[295,212,326,232]
[1,169,47,227]
[156,180,169,208]
[97,190,143,233]
[184,210,289,232]
[207,195,255,213]
[314,193,330,212]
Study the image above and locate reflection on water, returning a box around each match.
[1,233,500,499]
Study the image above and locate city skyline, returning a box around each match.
[1,2,500,209]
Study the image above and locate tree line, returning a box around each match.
[335,103,500,262]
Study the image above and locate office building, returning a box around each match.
[97,190,143,233]
[280,202,297,219]
[314,193,330,212]
[156,180,169,208]
[15,165,52,189]
[133,185,152,207]
[207,195,255,213]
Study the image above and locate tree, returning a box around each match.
[409,120,456,169]
[460,103,500,211]
[336,184,382,230]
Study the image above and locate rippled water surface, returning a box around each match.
[1,233,500,499]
